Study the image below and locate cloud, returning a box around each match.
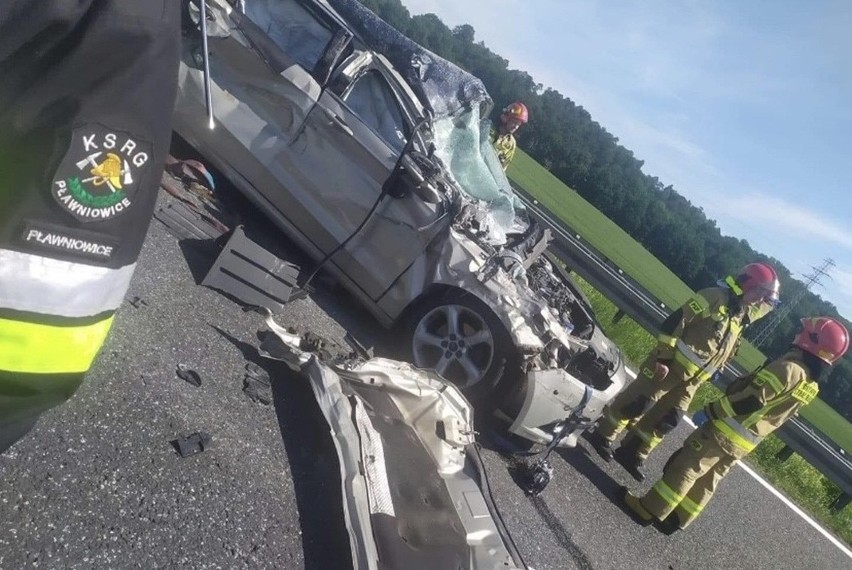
[709,193,852,251]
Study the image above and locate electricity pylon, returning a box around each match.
[750,258,835,348]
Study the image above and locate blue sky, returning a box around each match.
[402,0,852,320]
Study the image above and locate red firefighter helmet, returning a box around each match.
[736,262,780,305]
[794,317,849,365]
[501,101,529,124]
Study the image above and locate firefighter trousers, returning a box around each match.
[639,424,741,528]
[596,352,702,460]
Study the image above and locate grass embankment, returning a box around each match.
[574,273,852,546]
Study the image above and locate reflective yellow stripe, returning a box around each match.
[679,495,704,517]
[652,480,684,508]
[729,319,743,337]
[0,316,113,374]
[657,333,677,347]
[604,408,629,429]
[719,397,736,417]
[634,428,662,448]
[674,340,716,381]
[755,369,785,395]
[725,275,743,296]
[712,419,758,452]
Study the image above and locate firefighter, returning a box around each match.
[624,317,848,532]
[0,1,180,452]
[491,101,528,169]
[585,263,781,481]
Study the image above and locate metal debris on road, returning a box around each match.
[172,432,212,458]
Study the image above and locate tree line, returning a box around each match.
[356,0,852,420]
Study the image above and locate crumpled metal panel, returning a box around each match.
[353,399,395,517]
[322,0,492,119]
[259,312,523,569]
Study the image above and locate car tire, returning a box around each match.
[400,291,521,408]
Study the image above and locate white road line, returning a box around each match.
[682,416,852,559]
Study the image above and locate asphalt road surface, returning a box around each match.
[1,185,849,569]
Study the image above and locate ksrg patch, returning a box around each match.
[52,123,152,222]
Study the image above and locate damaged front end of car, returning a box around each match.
[450,205,629,448]
[373,108,629,448]
[256,312,526,570]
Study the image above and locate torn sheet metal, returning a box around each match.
[259,312,524,569]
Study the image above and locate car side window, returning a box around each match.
[245,0,334,73]
[343,71,408,154]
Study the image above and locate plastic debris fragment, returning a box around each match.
[172,432,212,458]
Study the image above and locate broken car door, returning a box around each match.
[174,0,348,237]
[291,54,444,301]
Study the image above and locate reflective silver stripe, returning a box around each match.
[0,249,136,318]
[718,417,761,448]
[675,339,717,377]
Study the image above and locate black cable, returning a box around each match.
[297,115,431,290]
[467,442,529,569]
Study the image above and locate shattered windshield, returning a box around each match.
[432,106,519,243]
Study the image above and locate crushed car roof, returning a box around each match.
[323,0,492,119]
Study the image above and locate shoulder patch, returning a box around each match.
[791,381,819,405]
[51,123,152,223]
[688,299,704,314]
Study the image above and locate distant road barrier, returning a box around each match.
[512,185,852,512]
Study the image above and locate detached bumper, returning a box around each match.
[505,368,625,447]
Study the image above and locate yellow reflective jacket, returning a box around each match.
[707,351,817,455]
[491,130,517,170]
[656,285,747,382]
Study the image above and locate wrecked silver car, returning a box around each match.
[174,0,629,446]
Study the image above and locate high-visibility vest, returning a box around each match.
[491,131,517,169]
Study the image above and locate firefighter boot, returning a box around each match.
[614,436,646,482]
[656,512,683,535]
[583,429,614,462]
[620,486,653,526]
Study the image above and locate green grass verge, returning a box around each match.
[508,149,852,453]
[508,150,692,309]
[572,274,852,546]
[749,437,852,546]
[801,399,852,456]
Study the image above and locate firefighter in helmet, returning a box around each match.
[624,317,848,532]
[586,262,781,481]
[491,101,528,169]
